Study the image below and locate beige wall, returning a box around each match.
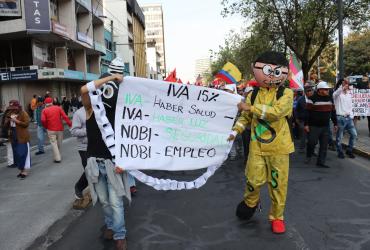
[74,50,87,72]
[55,48,68,69]
[58,0,76,40]
[89,55,101,74]
[93,23,104,44]
[77,13,93,39]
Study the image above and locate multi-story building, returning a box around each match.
[103,0,146,77]
[195,57,211,80]
[0,0,106,109]
[146,40,161,80]
[141,3,166,77]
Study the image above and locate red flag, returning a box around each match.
[165,68,177,82]
[177,78,183,83]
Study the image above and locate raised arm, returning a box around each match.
[80,74,123,112]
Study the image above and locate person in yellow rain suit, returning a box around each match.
[228,51,294,234]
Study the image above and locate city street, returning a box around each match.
[16,134,369,250]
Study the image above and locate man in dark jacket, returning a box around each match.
[295,83,314,152]
[304,81,338,168]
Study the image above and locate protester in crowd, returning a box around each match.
[45,91,50,98]
[70,106,91,209]
[333,79,357,159]
[81,57,130,250]
[295,83,314,153]
[35,97,46,155]
[30,94,37,122]
[229,51,294,234]
[71,94,79,113]
[41,97,72,163]
[304,81,338,168]
[292,89,303,139]
[53,97,61,106]
[4,100,31,179]
[61,96,71,116]
[1,105,15,168]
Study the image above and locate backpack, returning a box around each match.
[250,86,294,141]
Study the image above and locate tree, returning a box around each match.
[344,29,370,75]
[222,0,370,80]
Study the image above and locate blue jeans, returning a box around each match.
[128,173,136,187]
[94,161,126,240]
[336,116,357,154]
[37,126,46,152]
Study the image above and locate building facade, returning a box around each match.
[195,57,211,80]
[141,4,166,78]
[0,0,105,109]
[103,0,146,77]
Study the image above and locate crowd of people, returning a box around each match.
[0,52,369,249]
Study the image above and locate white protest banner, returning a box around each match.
[350,89,370,116]
[114,77,241,171]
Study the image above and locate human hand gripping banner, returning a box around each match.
[89,77,241,190]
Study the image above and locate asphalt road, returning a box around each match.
[28,144,370,250]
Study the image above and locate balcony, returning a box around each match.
[63,69,85,80]
[85,72,99,81]
[94,41,106,55]
[76,0,91,13]
[77,32,93,46]
[51,21,72,40]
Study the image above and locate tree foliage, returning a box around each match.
[344,30,370,75]
[220,0,370,80]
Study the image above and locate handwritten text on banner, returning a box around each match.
[350,89,370,116]
[115,77,241,171]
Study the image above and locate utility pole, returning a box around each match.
[338,0,344,79]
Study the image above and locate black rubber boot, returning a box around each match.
[236,201,257,220]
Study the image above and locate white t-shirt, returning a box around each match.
[333,87,353,118]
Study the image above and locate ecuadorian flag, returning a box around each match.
[215,62,242,84]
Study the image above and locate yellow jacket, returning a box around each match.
[233,87,294,156]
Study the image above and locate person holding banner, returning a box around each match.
[81,58,130,250]
[228,51,294,234]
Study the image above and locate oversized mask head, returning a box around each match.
[252,51,289,88]
[100,57,125,111]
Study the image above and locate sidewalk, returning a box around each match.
[0,138,83,250]
[341,118,370,158]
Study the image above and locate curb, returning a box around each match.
[341,143,370,159]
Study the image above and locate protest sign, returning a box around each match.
[350,89,370,116]
[115,77,241,171]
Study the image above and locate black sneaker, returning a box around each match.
[338,152,345,159]
[317,163,330,168]
[54,160,61,163]
[7,164,17,168]
[346,151,355,158]
[75,186,83,200]
[35,151,45,155]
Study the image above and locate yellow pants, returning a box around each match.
[244,154,289,220]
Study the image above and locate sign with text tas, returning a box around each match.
[115,77,241,171]
[350,88,370,116]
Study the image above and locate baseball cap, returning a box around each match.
[316,81,330,89]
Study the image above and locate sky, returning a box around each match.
[137,0,245,83]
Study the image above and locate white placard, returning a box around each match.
[350,89,370,116]
[114,77,241,171]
